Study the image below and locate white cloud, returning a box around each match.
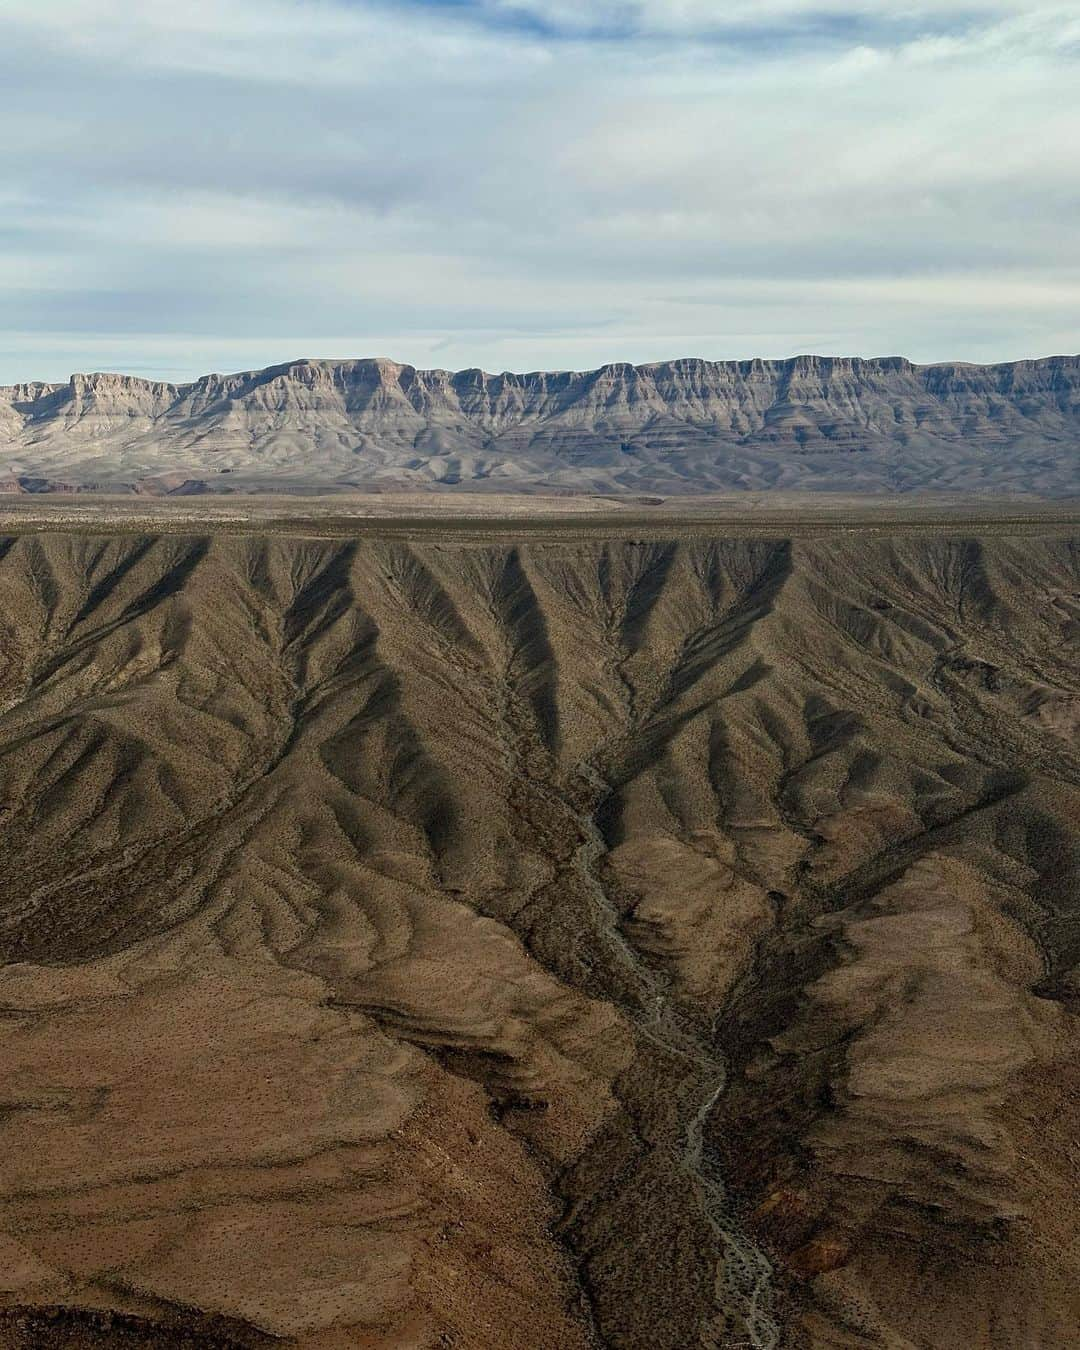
[0,0,1077,381]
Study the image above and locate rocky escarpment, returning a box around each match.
[1,353,1079,495]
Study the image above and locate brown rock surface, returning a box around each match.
[0,520,1077,1347]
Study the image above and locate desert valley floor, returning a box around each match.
[0,500,1077,1349]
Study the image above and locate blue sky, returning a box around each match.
[1,0,1078,382]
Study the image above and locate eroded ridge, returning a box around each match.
[0,530,1077,1348]
[3,355,1080,494]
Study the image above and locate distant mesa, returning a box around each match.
[1,353,1078,495]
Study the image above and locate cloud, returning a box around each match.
[0,0,1077,381]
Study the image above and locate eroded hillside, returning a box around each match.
[0,526,1077,1348]
[3,354,1080,495]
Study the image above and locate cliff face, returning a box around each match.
[2,353,1079,494]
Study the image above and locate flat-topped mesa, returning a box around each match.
[0,353,1078,495]
[0,381,65,407]
[175,358,457,419]
[62,372,181,418]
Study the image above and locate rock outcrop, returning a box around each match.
[2,354,1079,494]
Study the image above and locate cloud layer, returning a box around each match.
[2,0,1078,380]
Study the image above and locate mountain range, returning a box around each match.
[2,353,1079,495]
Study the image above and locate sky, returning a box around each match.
[1,0,1079,383]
